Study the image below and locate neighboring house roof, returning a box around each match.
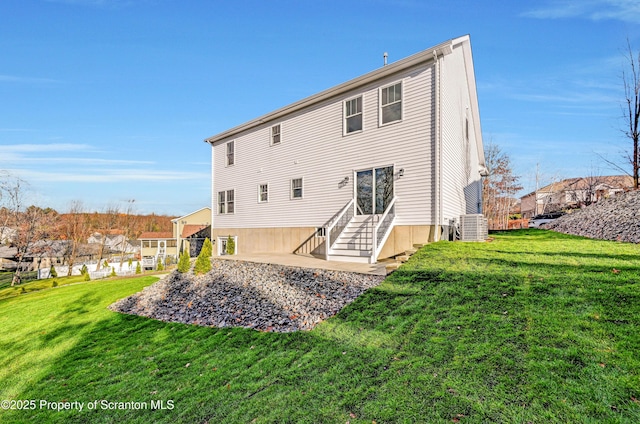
[171,207,211,223]
[203,35,485,168]
[0,245,17,259]
[181,225,209,238]
[138,232,174,240]
[522,175,634,198]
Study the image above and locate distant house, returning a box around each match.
[204,35,487,263]
[520,175,633,218]
[139,207,211,269]
[88,232,138,256]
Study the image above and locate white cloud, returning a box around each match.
[0,143,94,153]
[522,0,640,23]
[16,169,208,183]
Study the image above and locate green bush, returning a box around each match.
[201,238,213,258]
[156,259,164,271]
[226,236,235,255]
[52,280,57,288]
[110,267,116,277]
[80,264,88,276]
[83,272,91,281]
[103,260,109,268]
[49,265,57,278]
[177,250,191,273]
[193,250,211,275]
[135,262,141,274]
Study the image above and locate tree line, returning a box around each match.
[1,172,175,285]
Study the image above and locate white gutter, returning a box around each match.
[433,49,442,242]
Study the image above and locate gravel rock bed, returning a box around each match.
[109,259,384,332]
[544,190,640,243]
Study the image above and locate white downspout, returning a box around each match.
[433,50,442,241]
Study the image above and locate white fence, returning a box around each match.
[38,260,140,280]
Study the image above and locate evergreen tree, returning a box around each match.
[49,265,58,278]
[226,236,235,255]
[201,237,213,257]
[177,250,191,273]
[193,249,211,275]
[135,262,141,274]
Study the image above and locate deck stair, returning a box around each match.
[329,215,375,263]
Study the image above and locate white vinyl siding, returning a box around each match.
[211,60,435,229]
[440,42,483,219]
[344,96,363,134]
[380,82,402,125]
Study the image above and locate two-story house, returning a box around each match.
[205,35,487,263]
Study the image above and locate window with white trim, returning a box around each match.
[271,124,281,145]
[226,141,235,166]
[380,82,402,125]
[291,178,303,199]
[258,183,269,203]
[344,96,363,134]
[218,189,235,214]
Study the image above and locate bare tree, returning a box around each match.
[93,203,120,270]
[482,142,522,230]
[0,173,52,285]
[60,200,90,276]
[622,39,640,189]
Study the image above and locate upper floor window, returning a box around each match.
[344,96,363,134]
[271,124,281,145]
[258,183,269,203]
[380,82,402,125]
[291,178,303,199]
[218,189,235,214]
[226,141,235,166]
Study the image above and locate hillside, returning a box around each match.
[545,190,640,243]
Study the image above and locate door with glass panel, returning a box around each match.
[356,166,394,215]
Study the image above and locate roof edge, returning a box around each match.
[204,36,464,145]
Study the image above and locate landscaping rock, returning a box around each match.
[109,259,384,332]
[544,190,640,243]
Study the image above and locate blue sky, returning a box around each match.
[1,0,638,215]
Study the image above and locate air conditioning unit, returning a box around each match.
[459,214,488,241]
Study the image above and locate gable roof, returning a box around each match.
[181,225,209,238]
[170,207,211,223]
[204,36,475,147]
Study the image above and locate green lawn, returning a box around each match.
[0,229,638,423]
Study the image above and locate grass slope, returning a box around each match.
[0,229,638,423]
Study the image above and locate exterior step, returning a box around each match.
[396,255,410,262]
[328,254,372,264]
[404,249,417,256]
[413,244,425,249]
[330,248,371,257]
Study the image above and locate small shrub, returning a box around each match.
[193,250,211,275]
[110,267,116,277]
[128,258,133,268]
[177,250,191,273]
[83,272,91,281]
[201,238,213,258]
[156,259,164,271]
[226,236,235,255]
[49,265,58,278]
[135,262,141,274]
[20,287,26,294]
[80,264,88,276]
[52,280,58,287]
[103,260,109,268]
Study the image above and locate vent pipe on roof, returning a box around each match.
[383,52,388,66]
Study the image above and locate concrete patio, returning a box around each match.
[214,252,390,276]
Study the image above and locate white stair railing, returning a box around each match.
[324,199,355,260]
[371,197,397,263]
